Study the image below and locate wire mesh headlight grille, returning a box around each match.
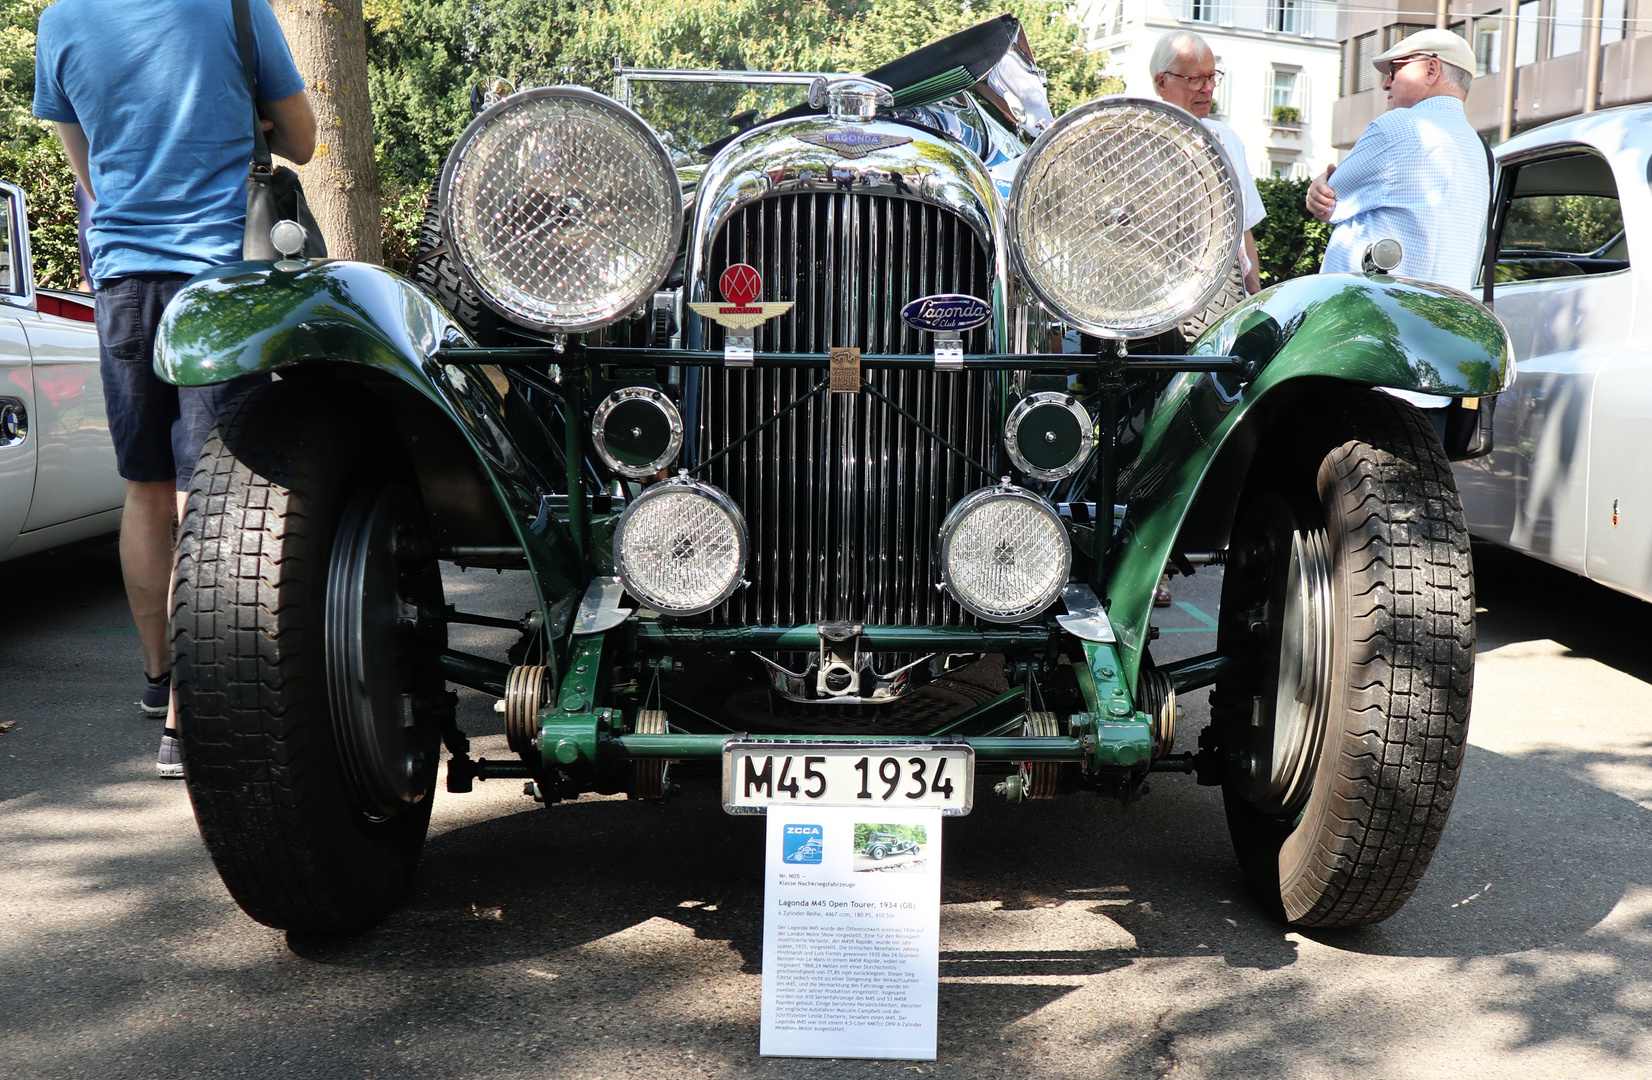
[442,87,681,333]
[1007,97,1241,339]
[614,480,747,615]
[938,486,1071,623]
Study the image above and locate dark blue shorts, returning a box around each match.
[95,273,268,489]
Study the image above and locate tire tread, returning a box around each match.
[1282,392,1474,927]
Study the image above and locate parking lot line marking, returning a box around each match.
[1174,601,1217,628]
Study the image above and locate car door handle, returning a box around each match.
[0,396,27,447]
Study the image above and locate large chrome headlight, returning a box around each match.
[1007,97,1241,339]
[938,484,1071,623]
[441,86,682,333]
[613,478,747,615]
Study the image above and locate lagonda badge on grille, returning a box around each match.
[794,130,913,159]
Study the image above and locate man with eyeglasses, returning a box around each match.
[1305,28,1488,423]
[1306,29,1487,291]
[1150,31,1264,295]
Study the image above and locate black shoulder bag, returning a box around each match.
[233,0,325,260]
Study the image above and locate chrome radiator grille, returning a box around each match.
[693,192,999,626]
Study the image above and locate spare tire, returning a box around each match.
[409,177,500,346]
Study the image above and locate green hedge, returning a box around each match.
[1254,176,1333,288]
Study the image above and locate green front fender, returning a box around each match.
[1105,272,1514,685]
[154,259,587,608]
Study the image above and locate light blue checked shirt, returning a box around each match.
[1319,96,1489,291]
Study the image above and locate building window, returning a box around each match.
[1186,0,1217,23]
[1552,0,1584,55]
[1271,0,1300,34]
[1604,0,1627,45]
[1271,66,1303,119]
[1384,22,1430,49]
[1475,13,1502,75]
[1353,31,1379,92]
[1515,0,1539,65]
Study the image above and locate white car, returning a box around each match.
[1454,107,1652,602]
[0,180,121,563]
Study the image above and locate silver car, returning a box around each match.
[0,181,121,563]
[1454,107,1652,601]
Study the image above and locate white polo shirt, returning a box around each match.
[1203,118,1265,233]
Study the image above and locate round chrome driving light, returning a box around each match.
[441,86,682,333]
[613,478,747,615]
[1007,97,1241,339]
[938,484,1072,623]
[592,387,683,479]
[1005,392,1096,482]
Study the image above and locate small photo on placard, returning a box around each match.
[853,822,929,874]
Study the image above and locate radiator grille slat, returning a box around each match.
[698,192,995,626]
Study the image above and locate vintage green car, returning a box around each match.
[156,16,1511,934]
[863,833,920,860]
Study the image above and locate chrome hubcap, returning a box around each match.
[1232,496,1335,817]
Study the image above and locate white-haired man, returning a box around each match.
[1305,29,1488,289]
[1150,30,1264,294]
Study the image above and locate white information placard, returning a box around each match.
[760,805,941,1060]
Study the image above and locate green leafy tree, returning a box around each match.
[366,0,1116,187]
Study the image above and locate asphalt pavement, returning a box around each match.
[2,538,1649,1079]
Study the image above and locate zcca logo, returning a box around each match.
[782,824,824,864]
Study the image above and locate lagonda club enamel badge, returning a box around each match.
[688,264,795,331]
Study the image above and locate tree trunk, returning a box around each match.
[271,0,381,264]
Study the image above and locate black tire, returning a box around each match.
[409,177,500,346]
[871,847,886,861]
[1215,390,1474,928]
[174,381,447,934]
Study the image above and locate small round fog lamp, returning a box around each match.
[1005,392,1095,482]
[592,387,683,479]
[614,478,747,615]
[937,483,1071,623]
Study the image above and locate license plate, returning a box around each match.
[722,741,974,815]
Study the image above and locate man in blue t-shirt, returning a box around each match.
[33,0,315,777]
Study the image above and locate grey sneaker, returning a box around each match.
[156,732,184,778]
[139,671,170,718]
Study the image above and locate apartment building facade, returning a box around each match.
[1333,0,1648,148]
[1078,0,1342,179]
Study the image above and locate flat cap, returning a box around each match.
[1372,28,1477,76]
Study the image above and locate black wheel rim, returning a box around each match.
[325,486,445,820]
